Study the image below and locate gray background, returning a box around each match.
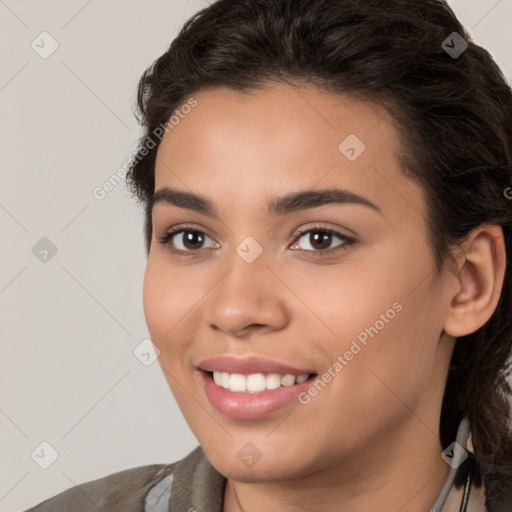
[1,1,511,511]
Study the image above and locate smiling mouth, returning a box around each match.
[203,370,318,394]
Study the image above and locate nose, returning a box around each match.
[204,251,290,339]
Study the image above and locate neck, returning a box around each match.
[223,416,450,512]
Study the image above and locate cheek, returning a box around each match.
[142,261,170,343]
[323,280,442,418]
[142,259,200,411]
[142,257,199,358]
[290,242,440,395]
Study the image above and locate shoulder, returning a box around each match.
[23,461,178,512]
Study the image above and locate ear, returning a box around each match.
[443,224,507,337]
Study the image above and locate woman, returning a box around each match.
[25,0,512,510]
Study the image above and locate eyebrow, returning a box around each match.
[150,186,382,218]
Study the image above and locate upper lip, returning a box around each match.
[197,356,316,376]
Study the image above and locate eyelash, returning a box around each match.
[156,223,356,258]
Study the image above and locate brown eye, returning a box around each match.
[178,230,207,250]
[291,226,356,255]
[157,226,217,256]
[306,231,334,251]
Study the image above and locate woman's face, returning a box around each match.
[143,83,456,481]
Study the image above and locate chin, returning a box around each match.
[204,445,314,482]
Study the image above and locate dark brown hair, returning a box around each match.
[125,0,512,508]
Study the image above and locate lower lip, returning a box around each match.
[199,370,316,420]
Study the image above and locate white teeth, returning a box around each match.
[246,373,266,393]
[295,374,308,383]
[266,373,282,390]
[229,373,247,392]
[221,372,230,389]
[281,374,296,386]
[211,371,310,393]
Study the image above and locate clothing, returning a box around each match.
[24,418,488,512]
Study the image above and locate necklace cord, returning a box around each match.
[458,458,473,512]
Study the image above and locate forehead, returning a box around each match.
[153,83,426,223]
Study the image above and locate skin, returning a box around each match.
[143,82,506,511]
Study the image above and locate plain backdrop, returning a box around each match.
[1,1,511,511]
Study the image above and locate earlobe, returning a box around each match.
[443,224,506,338]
